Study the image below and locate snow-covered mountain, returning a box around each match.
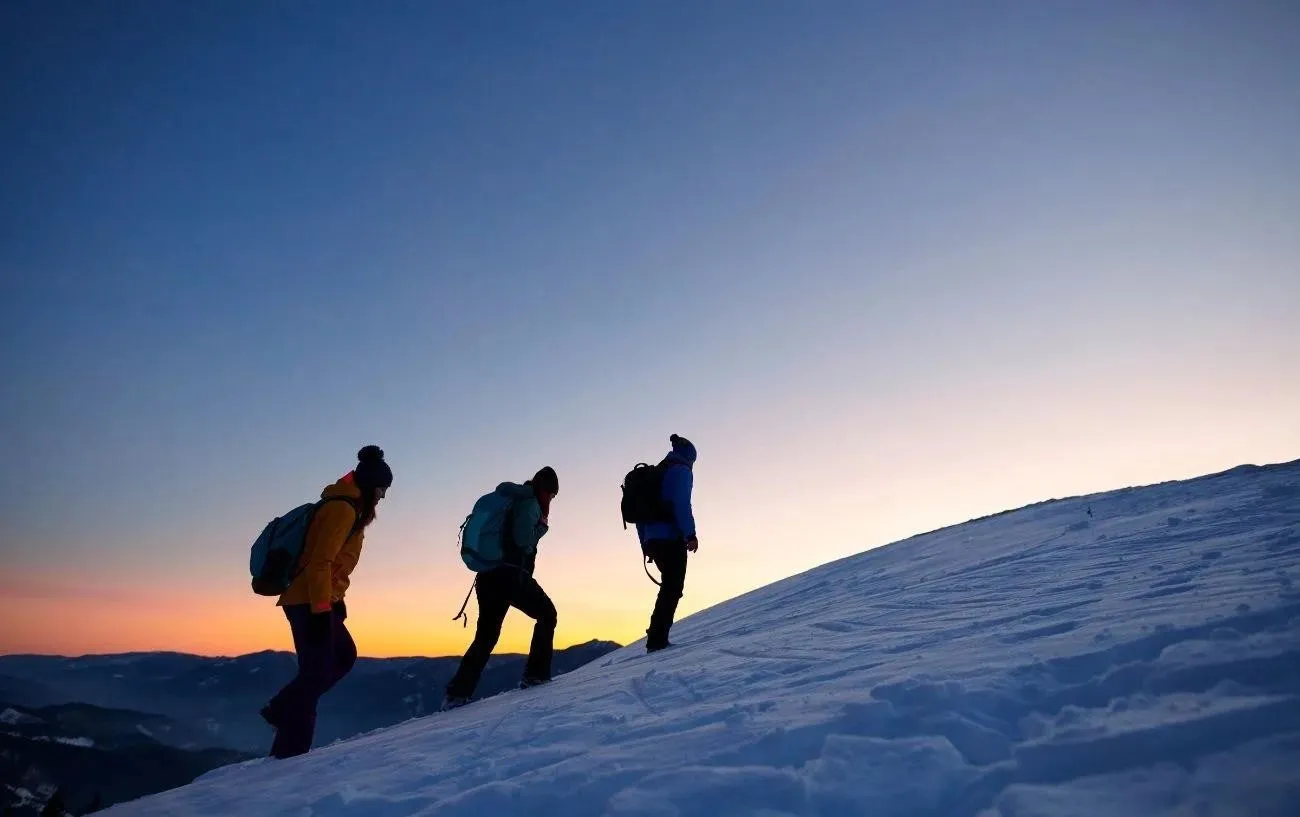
[102,459,1300,816]
[0,701,254,816]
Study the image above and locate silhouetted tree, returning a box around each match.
[40,789,66,817]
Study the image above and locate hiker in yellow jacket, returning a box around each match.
[262,445,394,759]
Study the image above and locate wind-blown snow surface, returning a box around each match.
[105,461,1300,817]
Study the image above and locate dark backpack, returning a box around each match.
[249,496,360,596]
[620,463,673,528]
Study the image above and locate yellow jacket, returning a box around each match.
[278,476,367,610]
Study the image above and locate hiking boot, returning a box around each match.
[646,640,672,653]
[259,705,280,729]
[440,694,470,712]
[518,676,551,689]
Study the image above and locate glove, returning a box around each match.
[685,536,699,553]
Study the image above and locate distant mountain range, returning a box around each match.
[0,640,620,814]
[1,701,254,816]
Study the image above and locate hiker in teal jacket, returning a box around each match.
[444,467,559,709]
[498,481,548,575]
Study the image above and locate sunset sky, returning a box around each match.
[2,1,1297,658]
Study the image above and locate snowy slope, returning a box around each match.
[103,460,1300,817]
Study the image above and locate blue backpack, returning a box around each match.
[458,490,515,572]
[249,496,359,596]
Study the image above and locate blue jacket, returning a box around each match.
[635,451,696,545]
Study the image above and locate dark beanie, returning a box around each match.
[531,465,559,495]
[354,445,394,491]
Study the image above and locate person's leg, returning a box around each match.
[325,602,358,691]
[268,605,337,758]
[266,605,331,722]
[281,611,359,747]
[509,575,557,683]
[264,607,307,728]
[647,540,688,650]
[445,570,511,700]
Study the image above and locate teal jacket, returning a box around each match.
[495,481,549,573]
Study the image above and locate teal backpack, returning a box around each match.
[249,496,359,596]
[458,489,515,572]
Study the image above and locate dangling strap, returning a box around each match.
[452,578,476,627]
[643,554,662,587]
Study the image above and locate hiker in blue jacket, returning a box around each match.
[637,435,698,652]
[443,466,559,709]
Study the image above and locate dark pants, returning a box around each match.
[266,602,357,759]
[446,567,557,699]
[644,539,688,648]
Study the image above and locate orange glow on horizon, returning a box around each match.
[4,418,1297,660]
[0,582,650,658]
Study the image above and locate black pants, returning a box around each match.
[266,602,357,759]
[446,566,557,699]
[644,539,688,647]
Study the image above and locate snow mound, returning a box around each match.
[52,735,95,747]
[0,708,38,725]
[4,785,37,809]
[16,734,97,747]
[103,460,1300,816]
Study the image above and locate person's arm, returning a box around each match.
[664,467,696,541]
[511,498,548,556]
[304,501,356,612]
[332,527,365,582]
[331,529,364,598]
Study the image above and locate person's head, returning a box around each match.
[352,445,394,525]
[666,434,697,468]
[530,465,559,504]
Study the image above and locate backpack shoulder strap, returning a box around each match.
[502,498,519,552]
[317,495,365,537]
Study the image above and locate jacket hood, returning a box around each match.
[666,434,697,465]
[322,474,364,501]
[662,448,697,469]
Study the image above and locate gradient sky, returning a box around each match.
[2,1,1298,658]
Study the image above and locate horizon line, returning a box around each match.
[0,637,626,662]
[4,454,1295,659]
